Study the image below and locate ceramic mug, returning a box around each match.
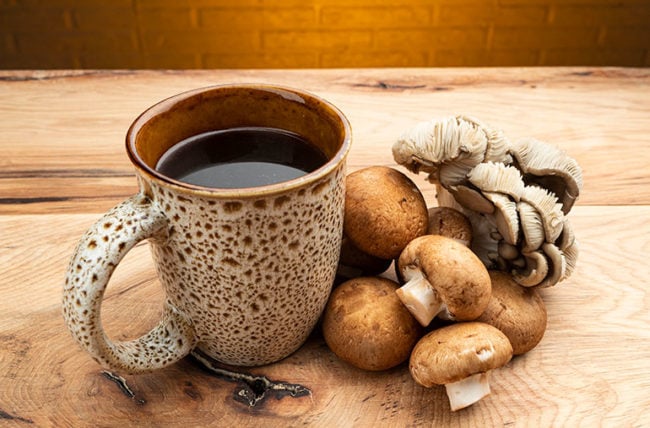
[62,84,352,373]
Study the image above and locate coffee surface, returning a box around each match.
[156,127,328,188]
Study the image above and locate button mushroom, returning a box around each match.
[426,206,473,247]
[344,166,428,260]
[477,271,547,355]
[322,276,423,371]
[409,206,472,286]
[409,322,513,411]
[395,235,491,326]
[392,116,583,289]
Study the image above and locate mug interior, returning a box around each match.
[126,84,351,193]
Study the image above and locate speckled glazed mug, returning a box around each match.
[62,84,351,373]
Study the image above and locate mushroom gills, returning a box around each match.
[520,185,564,244]
[482,191,519,245]
[510,137,583,214]
[467,162,525,201]
[517,201,545,252]
[445,372,491,411]
[395,267,444,326]
[562,240,579,280]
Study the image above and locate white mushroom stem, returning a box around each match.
[395,268,444,326]
[444,372,491,411]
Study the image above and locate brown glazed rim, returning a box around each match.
[126,83,352,199]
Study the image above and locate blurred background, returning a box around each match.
[1,0,649,69]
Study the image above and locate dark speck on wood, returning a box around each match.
[0,197,72,205]
[0,70,138,82]
[0,409,33,424]
[101,371,147,405]
[183,381,203,401]
[352,81,429,91]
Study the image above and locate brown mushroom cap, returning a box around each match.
[426,206,473,247]
[344,166,428,259]
[322,277,423,371]
[477,271,547,355]
[410,322,513,386]
[397,235,491,324]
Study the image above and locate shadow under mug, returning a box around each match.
[62,84,352,374]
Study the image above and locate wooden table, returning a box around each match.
[2,68,649,427]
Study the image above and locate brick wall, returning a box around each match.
[1,0,649,69]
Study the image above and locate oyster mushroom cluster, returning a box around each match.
[392,115,582,288]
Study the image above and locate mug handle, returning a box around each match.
[62,194,197,374]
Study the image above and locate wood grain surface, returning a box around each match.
[1,68,649,427]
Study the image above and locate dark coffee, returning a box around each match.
[156,127,328,188]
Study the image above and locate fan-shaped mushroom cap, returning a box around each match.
[410,322,513,411]
[344,166,428,259]
[517,200,545,252]
[510,138,583,214]
[561,241,579,281]
[483,192,519,246]
[520,185,565,243]
[556,218,579,280]
[468,162,525,201]
[448,185,495,214]
[396,235,491,326]
[477,271,547,355]
[393,116,489,186]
